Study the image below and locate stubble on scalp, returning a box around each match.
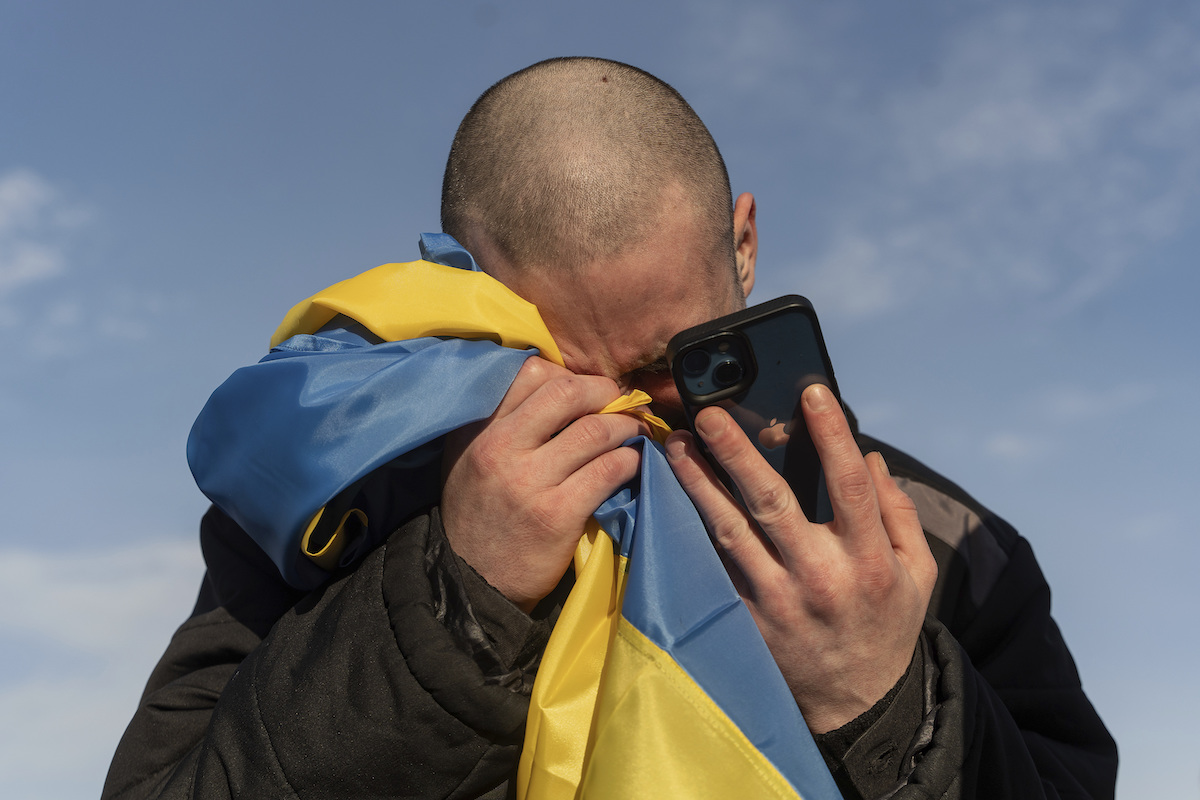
[441,57,736,279]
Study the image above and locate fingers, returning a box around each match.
[500,360,640,450]
[464,357,651,510]
[560,444,644,520]
[665,424,786,581]
[665,385,938,735]
[865,452,915,545]
[675,386,894,573]
[667,431,754,550]
[867,452,938,596]
[801,384,882,553]
[694,408,806,533]
[440,360,651,611]
[492,357,571,418]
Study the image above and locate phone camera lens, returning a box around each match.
[681,348,710,377]
[712,357,744,388]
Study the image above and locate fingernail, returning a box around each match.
[874,451,890,476]
[803,383,832,412]
[695,410,726,438]
[665,435,687,461]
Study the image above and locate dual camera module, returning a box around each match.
[676,334,756,399]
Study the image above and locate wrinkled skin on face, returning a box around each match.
[442,189,935,734]
[441,188,749,610]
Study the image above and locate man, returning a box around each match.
[104,58,1116,799]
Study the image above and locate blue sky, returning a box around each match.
[2,1,1197,797]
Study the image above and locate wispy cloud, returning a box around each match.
[0,169,173,358]
[19,287,170,359]
[0,540,202,658]
[0,540,204,798]
[0,170,81,298]
[0,168,91,347]
[981,380,1156,464]
[873,5,1200,314]
[687,1,1200,318]
[1039,382,1156,423]
[680,0,842,92]
[984,431,1051,462]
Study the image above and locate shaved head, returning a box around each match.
[441,57,735,277]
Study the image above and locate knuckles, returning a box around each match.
[590,446,639,485]
[541,374,590,409]
[829,464,874,512]
[744,477,798,530]
[891,487,919,514]
[706,508,758,558]
[910,545,939,597]
[540,372,619,413]
[566,413,620,451]
[852,550,907,601]
[791,559,846,617]
[515,355,559,385]
[467,433,509,474]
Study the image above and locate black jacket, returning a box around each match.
[102,435,1116,800]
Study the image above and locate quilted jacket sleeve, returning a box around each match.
[839,434,1118,800]
[102,506,547,800]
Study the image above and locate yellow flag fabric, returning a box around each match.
[270,258,565,366]
[518,526,807,800]
[269,258,666,573]
[233,248,837,800]
[518,521,627,797]
[578,621,805,799]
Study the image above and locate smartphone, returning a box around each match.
[667,295,842,524]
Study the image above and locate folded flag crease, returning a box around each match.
[187,233,840,799]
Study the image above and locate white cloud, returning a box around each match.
[1039,382,1156,423]
[17,287,170,359]
[799,233,908,317]
[870,6,1200,313]
[689,2,1200,318]
[979,381,1156,463]
[0,170,57,231]
[0,241,64,296]
[893,7,1139,172]
[0,171,172,357]
[0,540,203,658]
[0,170,76,297]
[0,540,204,799]
[0,168,95,351]
[878,7,1195,311]
[984,431,1052,462]
[681,0,840,92]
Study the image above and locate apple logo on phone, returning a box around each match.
[758,418,793,450]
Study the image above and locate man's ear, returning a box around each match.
[733,192,757,299]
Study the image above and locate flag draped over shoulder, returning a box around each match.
[187,234,841,800]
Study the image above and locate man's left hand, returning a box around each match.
[664,384,937,734]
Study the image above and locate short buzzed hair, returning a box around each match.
[441,57,735,274]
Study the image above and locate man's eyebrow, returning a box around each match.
[628,356,670,375]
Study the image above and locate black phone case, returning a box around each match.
[667,295,842,523]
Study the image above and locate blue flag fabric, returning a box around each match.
[189,331,536,587]
[186,234,841,799]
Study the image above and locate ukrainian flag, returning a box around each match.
[188,234,841,800]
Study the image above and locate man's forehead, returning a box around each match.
[546,257,738,378]
[478,184,740,378]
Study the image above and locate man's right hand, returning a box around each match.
[440,357,647,612]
